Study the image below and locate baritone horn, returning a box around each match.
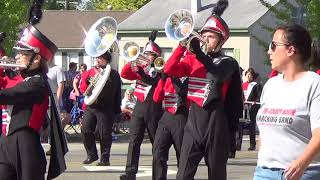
[122,41,151,68]
[83,16,117,105]
[165,9,208,54]
[153,57,165,71]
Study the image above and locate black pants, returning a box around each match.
[81,107,114,162]
[0,129,46,180]
[248,107,258,147]
[176,103,230,180]
[125,100,163,175]
[152,107,188,180]
[236,106,259,149]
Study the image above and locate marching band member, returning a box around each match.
[80,50,122,166]
[120,31,164,180]
[0,24,68,179]
[164,1,243,179]
[152,72,189,180]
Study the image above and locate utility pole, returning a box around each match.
[65,0,69,10]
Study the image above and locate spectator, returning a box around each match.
[44,60,66,155]
[254,24,320,180]
[237,68,262,151]
[71,63,87,99]
[63,62,78,113]
[120,88,136,120]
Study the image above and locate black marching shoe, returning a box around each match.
[228,152,236,159]
[82,156,99,164]
[119,173,136,180]
[96,161,110,166]
[248,146,256,151]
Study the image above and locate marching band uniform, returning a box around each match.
[80,51,122,165]
[239,75,262,150]
[164,2,243,179]
[152,74,189,180]
[120,31,164,180]
[0,25,67,180]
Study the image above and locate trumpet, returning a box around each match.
[165,9,208,54]
[122,41,151,69]
[0,56,27,69]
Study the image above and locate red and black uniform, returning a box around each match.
[237,80,262,150]
[121,62,163,176]
[164,45,243,180]
[80,67,122,163]
[0,70,49,180]
[152,75,189,180]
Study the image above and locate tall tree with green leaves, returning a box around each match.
[0,0,30,55]
[89,0,151,10]
[255,0,320,65]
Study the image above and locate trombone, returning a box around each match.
[165,9,208,54]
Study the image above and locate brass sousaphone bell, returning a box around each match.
[83,16,118,105]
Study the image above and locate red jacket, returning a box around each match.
[153,77,188,115]
[164,45,243,131]
[121,63,153,102]
[79,68,99,110]
[164,45,233,107]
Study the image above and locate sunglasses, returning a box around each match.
[15,51,34,58]
[269,41,290,51]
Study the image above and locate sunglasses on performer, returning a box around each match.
[269,41,291,51]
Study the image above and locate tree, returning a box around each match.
[0,0,30,56]
[255,0,320,65]
[45,0,81,10]
[88,0,151,10]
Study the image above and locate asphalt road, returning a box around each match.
[43,134,257,180]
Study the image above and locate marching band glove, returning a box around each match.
[136,66,145,76]
[189,37,202,55]
[160,71,167,80]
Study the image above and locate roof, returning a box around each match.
[118,0,279,31]
[36,10,135,48]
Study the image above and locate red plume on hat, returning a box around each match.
[14,0,57,61]
[143,30,161,57]
[201,0,229,42]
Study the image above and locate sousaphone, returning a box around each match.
[83,16,117,105]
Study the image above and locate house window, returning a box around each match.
[162,47,173,61]
[62,52,79,71]
[221,48,240,62]
[221,48,234,57]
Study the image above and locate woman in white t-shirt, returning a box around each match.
[254,24,320,180]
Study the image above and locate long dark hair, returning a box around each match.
[309,39,320,70]
[276,24,312,62]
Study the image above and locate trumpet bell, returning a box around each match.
[84,17,117,57]
[165,9,194,41]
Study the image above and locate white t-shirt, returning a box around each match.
[257,71,320,169]
[121,97,136,110]
[47,65,66,110]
